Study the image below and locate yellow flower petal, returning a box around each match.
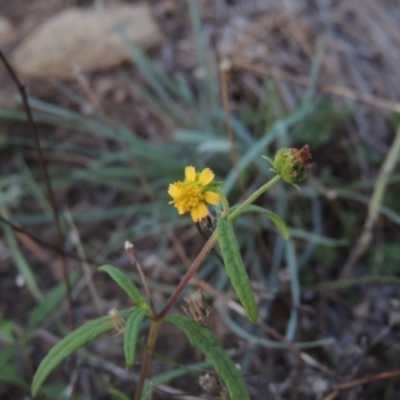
[204,191,220,205]
[168,183,180,198]
[185,166,196,182]
[177,206,186,214]
[191,203,208,222]
[168,166,220,222]
[198,168,214,185]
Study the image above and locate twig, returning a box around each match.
[64,208,102,313]
[0,215,100,265]
[190,277,333,376]
[72,64,105,114]
[219,59,245,193]
[0,49,74,330]
[334,369,400,391]
[232,57,400,114]
[220,59,273,267]
[156,231,218,321]
[260,322,334,376]
[340,125,400,277]
[125,241,154,312]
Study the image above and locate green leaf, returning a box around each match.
[40,383,69,400]
[217,218,258,323]
[166,315,250,400]
[109,388,130,400]
[28,269,81,331]
[99,265,148,308]
[124,308,147,366]
[141,361,210,400]
[31,315,114,397]
[231,204,290,240]
[0,210,43,302]
[0,315,16,344]
[0,344,27,388]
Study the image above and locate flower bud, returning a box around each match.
[272,145,313,184]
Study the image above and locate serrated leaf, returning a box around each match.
[231,204,290,240]
[166,315,250,400]
[31,315,114,397]
[124,308,147,366]
[217,218,258,323]
[99,265,148,308]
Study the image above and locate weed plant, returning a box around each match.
[1,1,400,399]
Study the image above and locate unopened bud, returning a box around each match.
[271,144,313,184]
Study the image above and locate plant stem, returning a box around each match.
[134,319,161,400]
[218,188,230,219]
[228,175,281,221]
[155,230,218,321]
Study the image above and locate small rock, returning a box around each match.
[12,4,162,80]
[0,17,15,45]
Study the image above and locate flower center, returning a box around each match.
[175,184,203,211]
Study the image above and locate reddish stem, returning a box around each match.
[155,231,217,321]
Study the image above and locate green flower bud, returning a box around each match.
[271,145,313,184]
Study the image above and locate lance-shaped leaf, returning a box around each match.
[167,315,250,400]
[124,308,147,366]
[230,204,290,240]
[99,265,148,308]
[217,218,258,323]
[32,315,114,397]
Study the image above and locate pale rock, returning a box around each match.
[11,4,162,80]
[0,17,15,45]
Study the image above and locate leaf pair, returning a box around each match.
[32,265,148,397]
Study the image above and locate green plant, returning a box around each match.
[31,146,312,399]
[1,1,372,398]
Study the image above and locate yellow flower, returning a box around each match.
[168,166,220,222]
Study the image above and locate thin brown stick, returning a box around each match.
[72,64,105,114]
[125,241,153,312]
[220,59,273,271]
[128,157,192,268]
[232,57,400,114]
[261,322,334,376]
[219,60,245,193]
[65,208,102,314]
[156,231,218,321]
[0,49,74,330]
[0,215,98,264]
[189,276,333,376]
[340,125,400,277]
[334,369,400,391]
